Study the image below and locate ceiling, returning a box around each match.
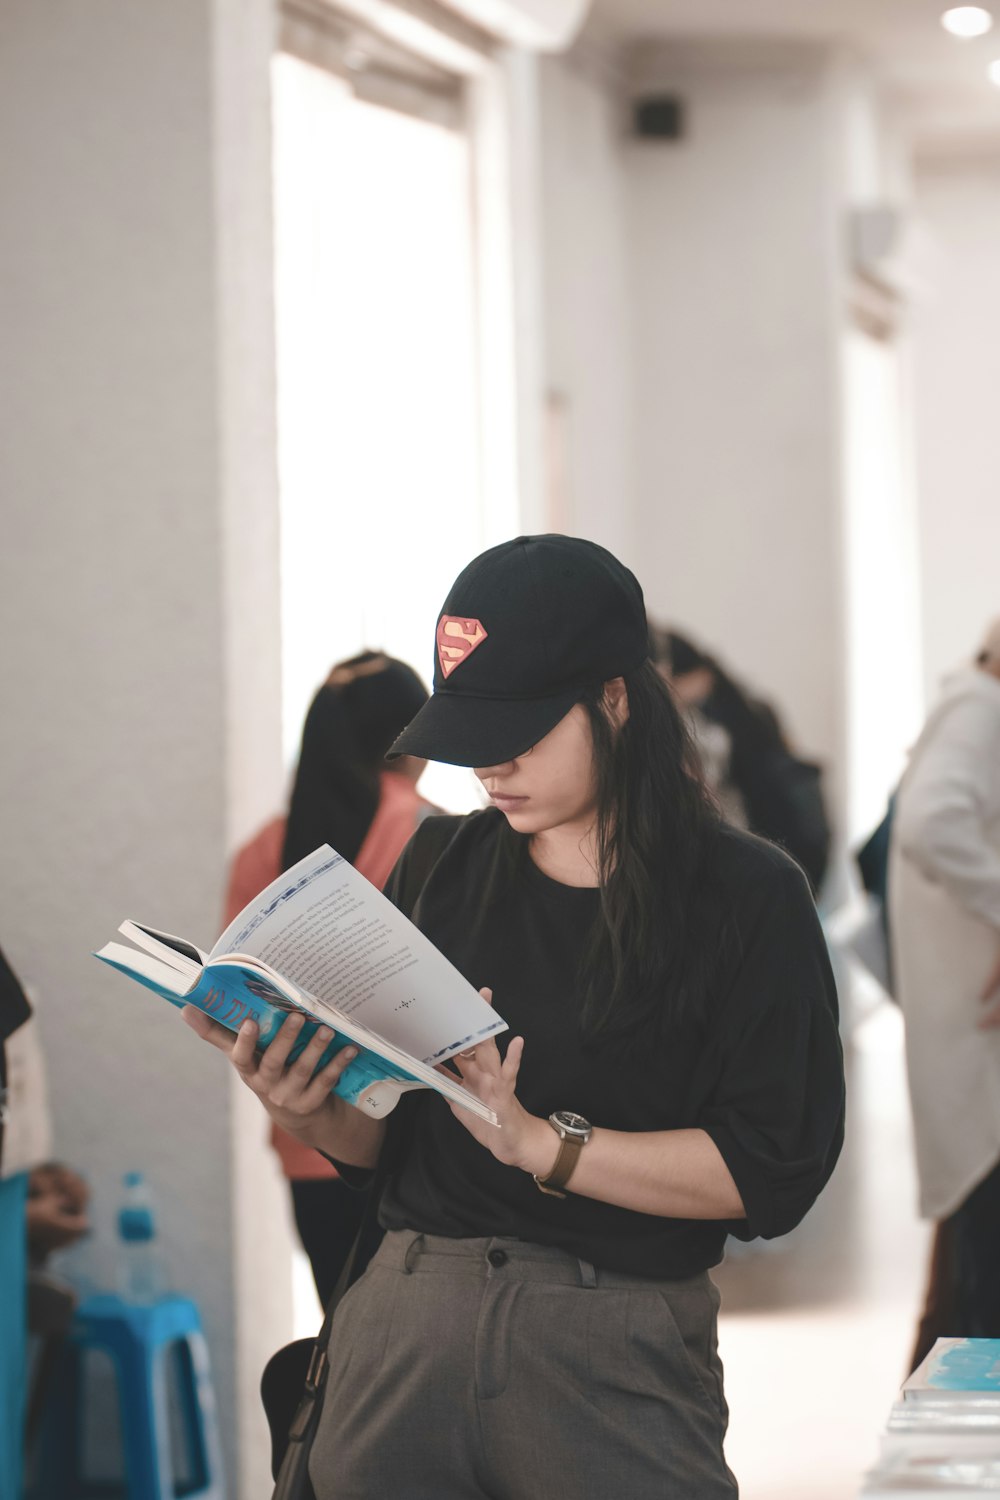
[586,0,1000,152]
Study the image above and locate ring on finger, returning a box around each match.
[458,1048,477,1060]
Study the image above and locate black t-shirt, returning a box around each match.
[374,809,844,1279]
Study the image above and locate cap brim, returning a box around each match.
[387,688,581,768]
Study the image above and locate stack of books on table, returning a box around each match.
[860,1340,1000,1496]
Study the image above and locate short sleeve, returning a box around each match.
[699,864,845,1241]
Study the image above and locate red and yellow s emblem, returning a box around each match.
[437,615,488,679]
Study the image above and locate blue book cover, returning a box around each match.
[95,940,493,1123]
[905,1338,1000,1397]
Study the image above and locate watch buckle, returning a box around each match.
[532,1173,567,1199]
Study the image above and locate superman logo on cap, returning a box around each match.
[437,616,488,679]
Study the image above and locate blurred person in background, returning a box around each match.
[652,628,831,897]
[891,617,1000,1365]
[1,949,89,1495]
[225,652,435,1306]
[26,1163,90,1266]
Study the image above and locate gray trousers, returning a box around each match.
[309,1228,738,1499]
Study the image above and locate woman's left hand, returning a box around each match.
[442,989,555,1176]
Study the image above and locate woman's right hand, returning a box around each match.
[181,1008,357,1147]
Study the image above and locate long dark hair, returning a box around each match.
[578,660,723,1043]
[281,651,428,872]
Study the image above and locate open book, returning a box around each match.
[96,845,506,1124]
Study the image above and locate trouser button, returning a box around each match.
[487,1248,508,1268]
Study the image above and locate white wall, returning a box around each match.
[536,38,983,857]
[535,35,970,885]
[538,50,637,567]
[622,43,845,772]
[912,156,1000,700]
[535,38,864,859]
[0,3,291,1493]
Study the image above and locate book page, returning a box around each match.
[119,923,206,976]
[210,846,505,1065]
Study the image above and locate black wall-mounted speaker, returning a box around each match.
[634,95,685,141]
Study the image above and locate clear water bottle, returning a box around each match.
[117,1172,162,1304]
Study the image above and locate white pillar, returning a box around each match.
[0,3,292,1492]
[912,156,1000,699]
[538,49,637,564]
[622,41,846,773]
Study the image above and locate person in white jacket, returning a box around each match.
[890,617,1000,1356]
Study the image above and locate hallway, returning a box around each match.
[716,997,929,1499]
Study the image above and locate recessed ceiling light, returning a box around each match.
[989,57,1000,82]
[941,6,994,36]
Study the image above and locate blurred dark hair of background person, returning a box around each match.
[281,650,431,874]
[225,650,435,1309]
[652,627,831,897]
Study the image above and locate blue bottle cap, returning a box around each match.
[123,1171,144,1187]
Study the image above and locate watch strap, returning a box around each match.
[533,1134,584,1199]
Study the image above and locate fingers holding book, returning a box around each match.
[238,1015,360,1113]
[181,1005,234,1052]
[440,1016,536,1169]
[245,1010,302,1082]
[255,1016,356,1111]
[182,1005,358,1118]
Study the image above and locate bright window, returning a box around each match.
[842,327,924,842]
[272,51,495,812]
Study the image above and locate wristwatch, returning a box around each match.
[533,1111,593,1198]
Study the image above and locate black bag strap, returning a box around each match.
[270,1131,400,1500]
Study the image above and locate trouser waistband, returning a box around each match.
[372,1227,708,1293]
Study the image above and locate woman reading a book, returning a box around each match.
[186,535,845,1499]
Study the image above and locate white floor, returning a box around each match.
[715,998,930,1500]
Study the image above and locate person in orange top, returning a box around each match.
[224,651,434,1305]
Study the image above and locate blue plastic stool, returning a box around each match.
[33,1293,225,1499]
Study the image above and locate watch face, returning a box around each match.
[552,1110,591,1138]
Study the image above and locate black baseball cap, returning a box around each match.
[388,534,650,768]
